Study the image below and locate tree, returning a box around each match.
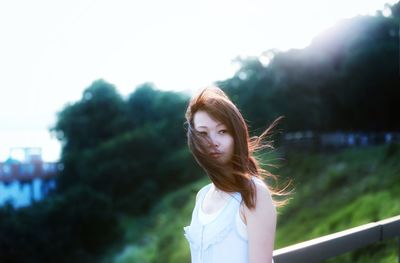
[52,79,133,191]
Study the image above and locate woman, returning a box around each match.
[183,87,289,263]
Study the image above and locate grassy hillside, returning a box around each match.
[107,143,400,263]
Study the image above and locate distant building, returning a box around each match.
[0,147,60,208]
[0,147,60,183]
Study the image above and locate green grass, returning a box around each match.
[106,179,207,263]
[106,143,400,263]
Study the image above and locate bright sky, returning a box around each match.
[0,0,395,162]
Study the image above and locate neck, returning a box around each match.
[211,183,229,199]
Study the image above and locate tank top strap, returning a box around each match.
[198,184,212,204]
[193,184,212,218]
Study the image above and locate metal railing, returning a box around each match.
[273,215,400,263]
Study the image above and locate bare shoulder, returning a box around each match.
[243,179,276,220]
[255,179,274,205]
[243,179,277,263]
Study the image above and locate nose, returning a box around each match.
[209,134,220,148]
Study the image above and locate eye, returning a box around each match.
[198,131,208,137]
[219,129,228,134]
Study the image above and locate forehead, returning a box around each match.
[193,111,225,129]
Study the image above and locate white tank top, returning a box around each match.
[184,178,274,263]
[198,185,248,240]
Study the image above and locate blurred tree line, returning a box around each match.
[54,81,197,213]
[219,11,399,132]
[0,81,201,262]
[0,4,398,262]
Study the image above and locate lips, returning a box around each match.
[210,152,222,158]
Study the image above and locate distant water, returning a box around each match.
[0,179,56,208]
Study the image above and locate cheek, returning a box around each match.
[226,136,234,153]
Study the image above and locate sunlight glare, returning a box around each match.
[259,50,276,67]
[383,5,393,17]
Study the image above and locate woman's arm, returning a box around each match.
[244,182,277,263]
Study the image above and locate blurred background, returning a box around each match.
[0,1,399,262]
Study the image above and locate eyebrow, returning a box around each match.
[197,123,225,129]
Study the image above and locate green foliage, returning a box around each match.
[218,14,400,132]
[0,186,120,263]
[127,83,188,136]
[275,144,400,263]
[53,79,133,153]
[52,79,134,191]
[110,179,206,263]
[76,123,201,213]
[1,79,196,262]
[52,78,194,213]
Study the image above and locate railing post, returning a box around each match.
[398,236,400,263]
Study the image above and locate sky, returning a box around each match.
[0,0,395,162]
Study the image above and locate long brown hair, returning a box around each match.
[185,87,289,209]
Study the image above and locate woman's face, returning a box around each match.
[193,110,234,164]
